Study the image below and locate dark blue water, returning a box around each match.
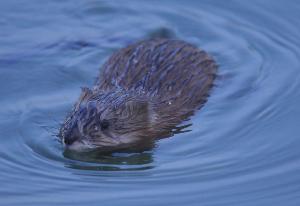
[1,1,300,205]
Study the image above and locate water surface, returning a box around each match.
[1,0,300,205]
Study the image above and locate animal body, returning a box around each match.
[59,39,217,152]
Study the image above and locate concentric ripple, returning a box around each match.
[0,1,300,206]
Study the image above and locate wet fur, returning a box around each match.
[59,39,217,152]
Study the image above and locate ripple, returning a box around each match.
[1,0,300,205]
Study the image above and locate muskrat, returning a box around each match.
[59,39,217,152]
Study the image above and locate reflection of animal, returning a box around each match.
[59,39,217,152]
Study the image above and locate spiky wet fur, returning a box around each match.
[59,39,217,152]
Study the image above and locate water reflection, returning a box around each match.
[63,150,154,171]
[1,0,300,205]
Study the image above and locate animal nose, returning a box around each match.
[64,124,80,145]
[64,135,79,145]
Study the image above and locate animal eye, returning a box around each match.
[100,119,109,130]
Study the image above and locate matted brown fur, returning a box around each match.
[59,39,217,152]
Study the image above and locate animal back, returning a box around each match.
[96,39,217,111]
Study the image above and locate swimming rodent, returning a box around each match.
[59,39,217,152]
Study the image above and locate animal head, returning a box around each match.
[59,88,155,152]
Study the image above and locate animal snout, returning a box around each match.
[63,123,80,145]
[64,135,79,145]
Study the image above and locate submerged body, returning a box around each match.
[59,39,217,152]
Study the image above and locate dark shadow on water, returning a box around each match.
[147,27,176,39]
[63,149,154,171]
